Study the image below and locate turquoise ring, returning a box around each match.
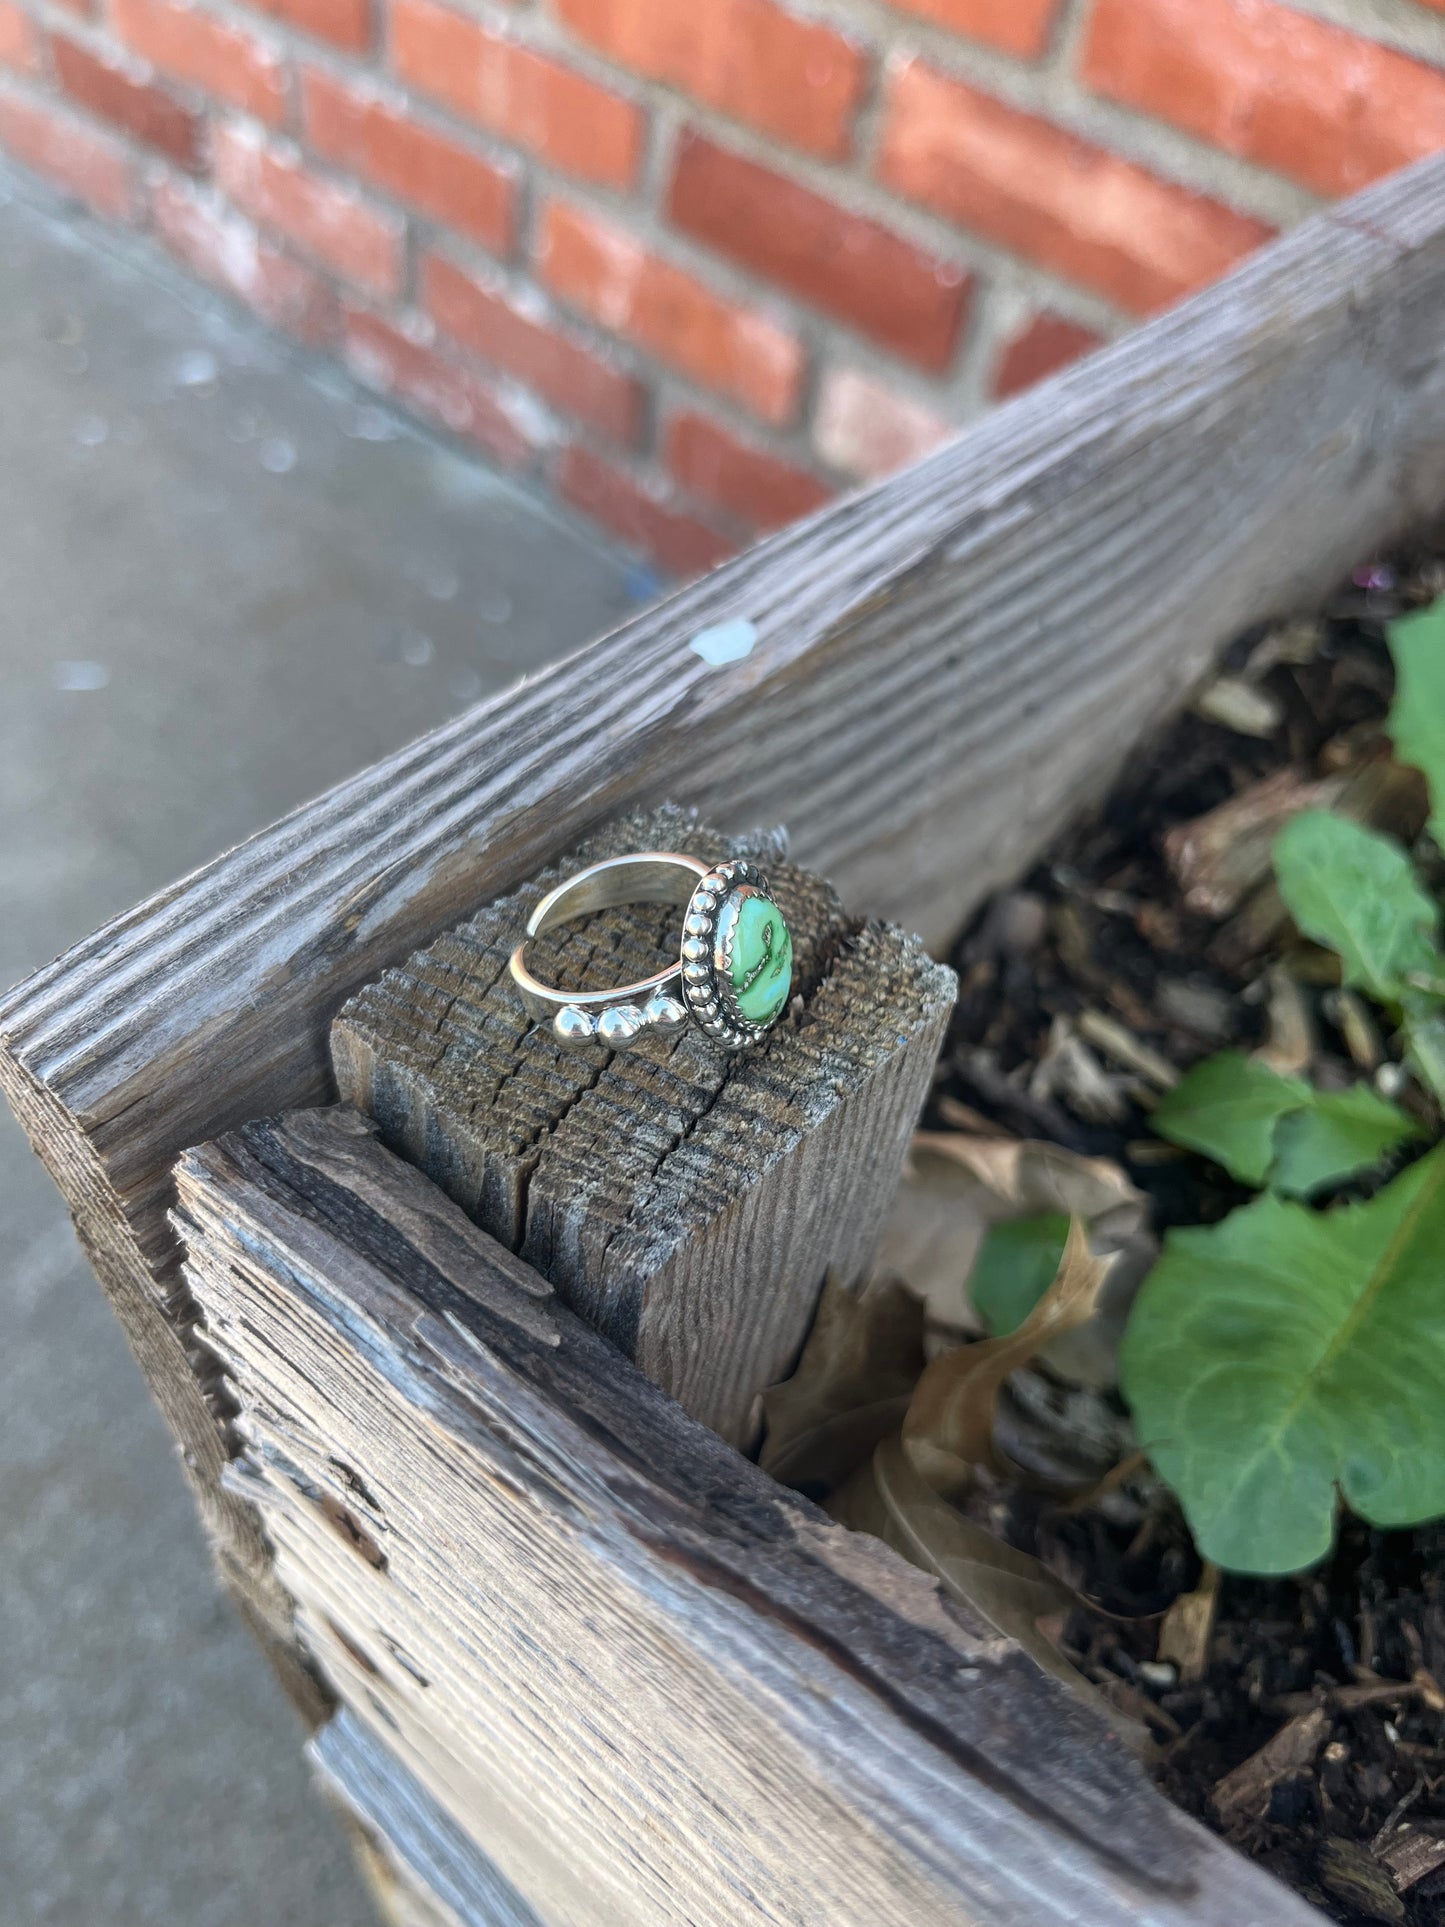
[508,852,794,1051]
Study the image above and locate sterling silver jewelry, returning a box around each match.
[508,851,794,1052]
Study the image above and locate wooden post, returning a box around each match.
[175,1108,1322,1927]
[331,805,955,1444]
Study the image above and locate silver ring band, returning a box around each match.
[508,851,795,1052]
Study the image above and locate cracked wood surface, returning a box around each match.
[5,154,1445,1711]
[332,805,954,1444]
[176,1107,1324,1927]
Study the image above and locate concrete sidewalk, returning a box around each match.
[0,168,636,1927]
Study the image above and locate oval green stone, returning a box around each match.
[729,893,792,1025]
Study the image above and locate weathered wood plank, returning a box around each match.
[176,1107,1323,1926]
[332,805,954,1443]
[7,153,1445,1688]
[313,1710,545,1927]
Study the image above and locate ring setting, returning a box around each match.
[508,852,794,1052]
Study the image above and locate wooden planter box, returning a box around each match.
[7,153,1445,1927]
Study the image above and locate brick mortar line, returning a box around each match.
[1048,0,1102,72]
[0,55,1119,477]
[337,254,831,535]
[383,205,643,404]
[0,0,1143,457]
[951,278,1028,416]
[428,204,969,490]
[1264,0,1445,61]
[0,62,169,234]
[264,55,546,280]
[826,0,1445,69]
[23,0,1321,328]
[477,0,1328,231]
[15,0,1441,256]
[307,0,1322,244]
[645,360,855,494]
[12,0,1436,558]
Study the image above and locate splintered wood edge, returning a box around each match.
[6,156,1445,1739]
[173,1107,1323,1927]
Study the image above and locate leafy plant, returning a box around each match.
[1120,1146,1445,1574]
[1273,811,1445,1103]
[1151,1050,1419,1197]
[769,598,1445,1595]
[1388,595,1445,844]
[1120,595,1445,1574]
[1271,1084,1424,1198]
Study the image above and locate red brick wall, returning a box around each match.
[3,0,1444,575]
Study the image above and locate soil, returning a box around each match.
[929,530,1445,1924]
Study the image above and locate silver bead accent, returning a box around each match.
[684,961,710,983]
[597,1004,644,1047]
[553,1005,596,1047]
[643,994,687,1031]
[684,912,710,936]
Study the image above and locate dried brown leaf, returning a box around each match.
[1165,766,1344,919]
[830,1436,1149,1744]
[1211,756,1428,971]
[876,1132,1152,1387]
[1156,1562,1220,1685]
[830,1435,1077,1683]
[1211,1705,1330,1827]
[1327,988,1384,1073]
[1076,1009,1179,1091]
[1191,673,1284,738]
[1032,1015,1132,1124]
[758,1274,924,1496]
[1253,963,1316,1077]
[902,1217,1113,1493]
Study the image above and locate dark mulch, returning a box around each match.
[928,532,1445,1924]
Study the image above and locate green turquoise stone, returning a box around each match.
[730,893,792,1025]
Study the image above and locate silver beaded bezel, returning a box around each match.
[679,860,786,1050]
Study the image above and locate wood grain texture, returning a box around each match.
[314,1711,546,1927]
[176,1108,1325,1927]
[6,153,1445,1707]
[333,805,955,1443]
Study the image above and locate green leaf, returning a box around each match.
[1120,1144,1445,1574]
[968,1213,1071,1335]
[1388,597,1445,843]
[1273,810,1441,1005]
[1151,1051,1309,1185]
[1270,1085,1422,1198]
[1406,1007,1445,1109]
